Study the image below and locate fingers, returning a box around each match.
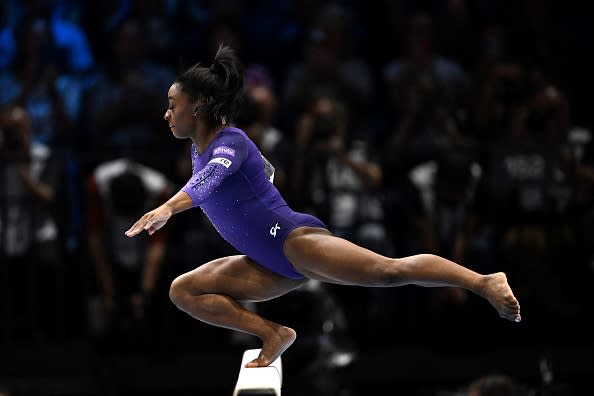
[125,219,143,236]
[125,216,153,237]
[125,207,171,237]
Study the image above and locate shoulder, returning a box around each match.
[216,127,249,142]
[210,127,253,154]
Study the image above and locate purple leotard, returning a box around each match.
[181,127,326,279]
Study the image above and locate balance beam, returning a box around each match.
[232,349,282,396]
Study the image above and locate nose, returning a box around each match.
[164,110,169,121]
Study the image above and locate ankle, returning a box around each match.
[473,274,489,297]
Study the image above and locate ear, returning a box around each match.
[193,104,205,117]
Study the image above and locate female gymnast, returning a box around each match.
[125,44,521,368]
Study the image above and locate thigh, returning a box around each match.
[284,228,393,286]
[175,255,308,302]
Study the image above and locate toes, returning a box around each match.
[500,306,521,322]
[504,309,521,322]
[245,356,272,368]
[245,358,264,368]
[506,297,519,310]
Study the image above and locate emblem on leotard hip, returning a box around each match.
[269,222,280,237]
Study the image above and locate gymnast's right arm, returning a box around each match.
[124,189,193,237]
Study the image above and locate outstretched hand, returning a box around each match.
[125,205,173,237]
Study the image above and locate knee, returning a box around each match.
[169,275,191,308]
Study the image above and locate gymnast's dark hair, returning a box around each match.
[175,44,245,128]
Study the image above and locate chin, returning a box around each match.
[171,129,187,139]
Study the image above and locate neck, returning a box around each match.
[192,124,228,154]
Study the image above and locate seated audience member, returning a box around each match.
[86,157,173,344]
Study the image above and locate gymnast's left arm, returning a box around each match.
[124,189,191,237]
[125,133,247,237]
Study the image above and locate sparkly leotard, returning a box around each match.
[181,127,326,279]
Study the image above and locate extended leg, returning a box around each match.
[284,228,521,322]
[169,255,308,367]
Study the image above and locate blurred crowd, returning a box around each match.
[1,0,593,394]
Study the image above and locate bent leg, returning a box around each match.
[169,255,308,367]
[284,228,521,322]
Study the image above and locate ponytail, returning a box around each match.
[209,44,244,124]
[175,44,245,127]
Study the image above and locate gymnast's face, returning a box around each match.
[164,83,200,139]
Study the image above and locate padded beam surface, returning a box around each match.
[232,349,282,396]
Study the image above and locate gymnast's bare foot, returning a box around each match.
[246,326,296,367]
[478,272,521,322]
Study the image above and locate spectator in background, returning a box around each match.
[86,157,173,345]
[235,0,319,77]
[281,3,374,131]
[408,145,487,276]
[0,15,83,148]
[486,79,578,325]
[80,0,183,67]
[0,104,64,341]
[383,11,469,123]
[0,3,89,260]
[80,18,175,173]
[288,93,386,348]
[236,70,293,194]
[407,144,494,341]
[372,143,491,347]
[572,124,594,312]
[431,0,477,70]
[380,12,471,176]
[290,94,385,251]
[0,0,94,73]
[382,63,470,170]
[125,0,178,67]
[470,61,528,146]
[380,36,472,259]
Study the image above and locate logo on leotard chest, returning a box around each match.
[269,222,280,237]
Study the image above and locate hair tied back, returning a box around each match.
[209,61,222,77]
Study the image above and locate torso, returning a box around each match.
[185,127,327,279]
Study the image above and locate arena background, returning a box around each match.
[1,1,593,395]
